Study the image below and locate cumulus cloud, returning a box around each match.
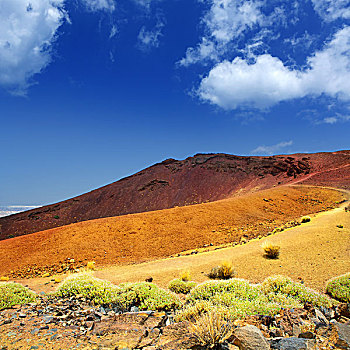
[179,0,264,66]
[311,0,350,21]
[81,0,115,12]
[198,26,350,110]
[251,141,293,155]
[137,16,165,51]
[0,0,67,94]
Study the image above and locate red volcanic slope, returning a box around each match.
[1,150,349,240]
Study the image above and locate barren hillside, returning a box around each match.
[1,150,349,240]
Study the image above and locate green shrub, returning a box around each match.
[168,279,197,294]
[117,282,182,312]
[326,273,350,303]
[261,275,333,307]
[187,279,260,303]
[175,300,216,322]
[56,274,181,312]
[56,272,121,306]
[207,261,235,279]
[0,282,37,310]
[184,276,330,320]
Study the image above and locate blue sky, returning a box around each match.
[0,0,350,208]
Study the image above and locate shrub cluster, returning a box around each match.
[261,241,280,259]
[176,275,333,322]
[301,216,311,223]
[117,282,181,312]
[168,279,197,294]
[56,273,181,312]
[56,272,121,306]
[207,261,235,280]
[326,273,350,303]
[260,275,333,308]
[0,282,37,310]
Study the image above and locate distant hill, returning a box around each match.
[0,150,349,240]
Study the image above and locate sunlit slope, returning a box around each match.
[0,186,344,277]
[1,150,349,240]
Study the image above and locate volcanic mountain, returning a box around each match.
[1,150,349,240]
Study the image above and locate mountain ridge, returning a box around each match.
[1,150,349,240]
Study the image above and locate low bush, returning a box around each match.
[184,276,333,320]
[261,275,333,307]
[189,310,234,348]
[207,261,235,280]
[117,282,182,312]
[56,273,181,312]
[180,270,191,282]
[0,282,37,310]
[261,241,280,259]
[326,273,350,303]
[175,300,216,322]
[56,272,121,306]
[301,216,311,223]
[188,279,260,303]
[168,279,197,294]
[86,261,96,270]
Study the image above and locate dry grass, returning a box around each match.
[262,241,280,259]
[189,310,233,348]
[180,270,191,282]
[86,261,96,270]
[207,261,235,280]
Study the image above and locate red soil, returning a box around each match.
[1,150,349,240]
[0,186,344,278]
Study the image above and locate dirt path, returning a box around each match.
[290,163,350,185]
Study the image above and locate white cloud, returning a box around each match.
[132,0,161,12]
[198,26,350,110]
[81,0,115,12]
[137,17,165,51]
[0,205,39,218]
[0,0,67,94]
[323,116,338,124]
[179,0,264,66]
[109,24,118,39]
[251,141,293,155]
[311,0,350,21]
[322,114,350,124]
[203,0,264,43]
[179,38,219,67]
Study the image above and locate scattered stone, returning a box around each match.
[269,337,316,349]
[330,321,350,349]
[233,325,270,350]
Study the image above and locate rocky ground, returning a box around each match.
[0,295,350,350]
